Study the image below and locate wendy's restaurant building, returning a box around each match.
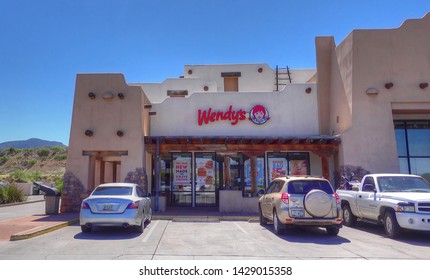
[61,13,430,214]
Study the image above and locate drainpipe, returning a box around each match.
[155,137,160,212]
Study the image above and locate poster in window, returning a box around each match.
[290,160,308,175]
[268,158,287,181]
[244,158,264,186]
[196,158,215,187]
[173,159,191,185]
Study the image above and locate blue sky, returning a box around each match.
[1,0,429,146]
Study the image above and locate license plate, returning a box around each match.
[290,209,304,217]
[103,204,115,211]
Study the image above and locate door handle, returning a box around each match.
[358,195,362,198]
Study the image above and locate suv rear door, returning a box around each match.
[287,180,336,218]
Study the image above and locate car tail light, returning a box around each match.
[127,201,139,209]
[281,193,289,204]
[333,193,340,204]
[82,202,90,209]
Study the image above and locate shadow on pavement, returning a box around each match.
[261,224,351,245]
[73,224,144,240]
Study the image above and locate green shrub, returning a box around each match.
[55,177,63,193]
[37,148,50,158]
[4,147,16,155]
[0,183,25,204]
[0,156,8,165]
[9,169,29,183]
[28,159,37,168]
[54,154,67,161]
[28,171,43,182]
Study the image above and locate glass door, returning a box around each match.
[195,152,217,206]
[171,153,193,206]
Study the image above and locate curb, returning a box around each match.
[0,199,45,208]
[9,219,79,241]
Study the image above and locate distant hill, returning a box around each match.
[0,138,66,150]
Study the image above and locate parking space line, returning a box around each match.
[141,220,160,243]
[233,222,249,235]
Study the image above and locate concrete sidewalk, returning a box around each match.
[0,197,258,241]
[0,196,79,241]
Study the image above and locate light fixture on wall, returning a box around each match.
[88,92,96,99]
[385,82,394,89]
[419,82,429,89]
[305,87,312,94]
[366,88,379,95]
[258,67,263,73]
[203,86,209,91]
[117,130,124,137]
[85,130,93,137]
[117,92,125,99]
[188,69,193,75]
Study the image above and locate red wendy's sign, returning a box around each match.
[198,105,270,126]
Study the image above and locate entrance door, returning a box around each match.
[195,152,217,206]
[171,153,193,206]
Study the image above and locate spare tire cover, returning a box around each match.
[304,189,333,217]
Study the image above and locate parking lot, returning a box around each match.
[1,218,430,260]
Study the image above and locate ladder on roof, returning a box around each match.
[275,65,292,91]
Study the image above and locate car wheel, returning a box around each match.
[273,210,284,235]
[259,204,268,225]
[342,204,357,227]
[384,211,401,239]
[136,216,145,233]
[326,226,339,236]
[81,225,92,233]
[145,208,153,225]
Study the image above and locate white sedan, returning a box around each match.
[79,183,152,233]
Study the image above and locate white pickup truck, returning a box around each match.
[337,173,430,238]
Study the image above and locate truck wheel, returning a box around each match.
[384,211,402,239]
[342,204,357,227]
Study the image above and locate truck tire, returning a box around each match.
[342,204,357,227]
[384,211,402,239]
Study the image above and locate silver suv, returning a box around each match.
[258,176,343,236]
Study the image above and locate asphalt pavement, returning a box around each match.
[0,196,258,241]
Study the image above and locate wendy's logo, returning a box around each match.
[249,105,270,125]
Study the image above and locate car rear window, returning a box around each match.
[287,180,334,194]
[92,187,133,196]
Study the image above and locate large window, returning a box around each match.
[395,120,430,181]
[267,152,310,182]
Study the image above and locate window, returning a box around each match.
[267,152,310,180]
[394,120,430,181]
[222,72,241,92]
[287,180,334,194]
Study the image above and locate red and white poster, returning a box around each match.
[196,158,215,186]
[173,159,191,185]
[268,158,287,181]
